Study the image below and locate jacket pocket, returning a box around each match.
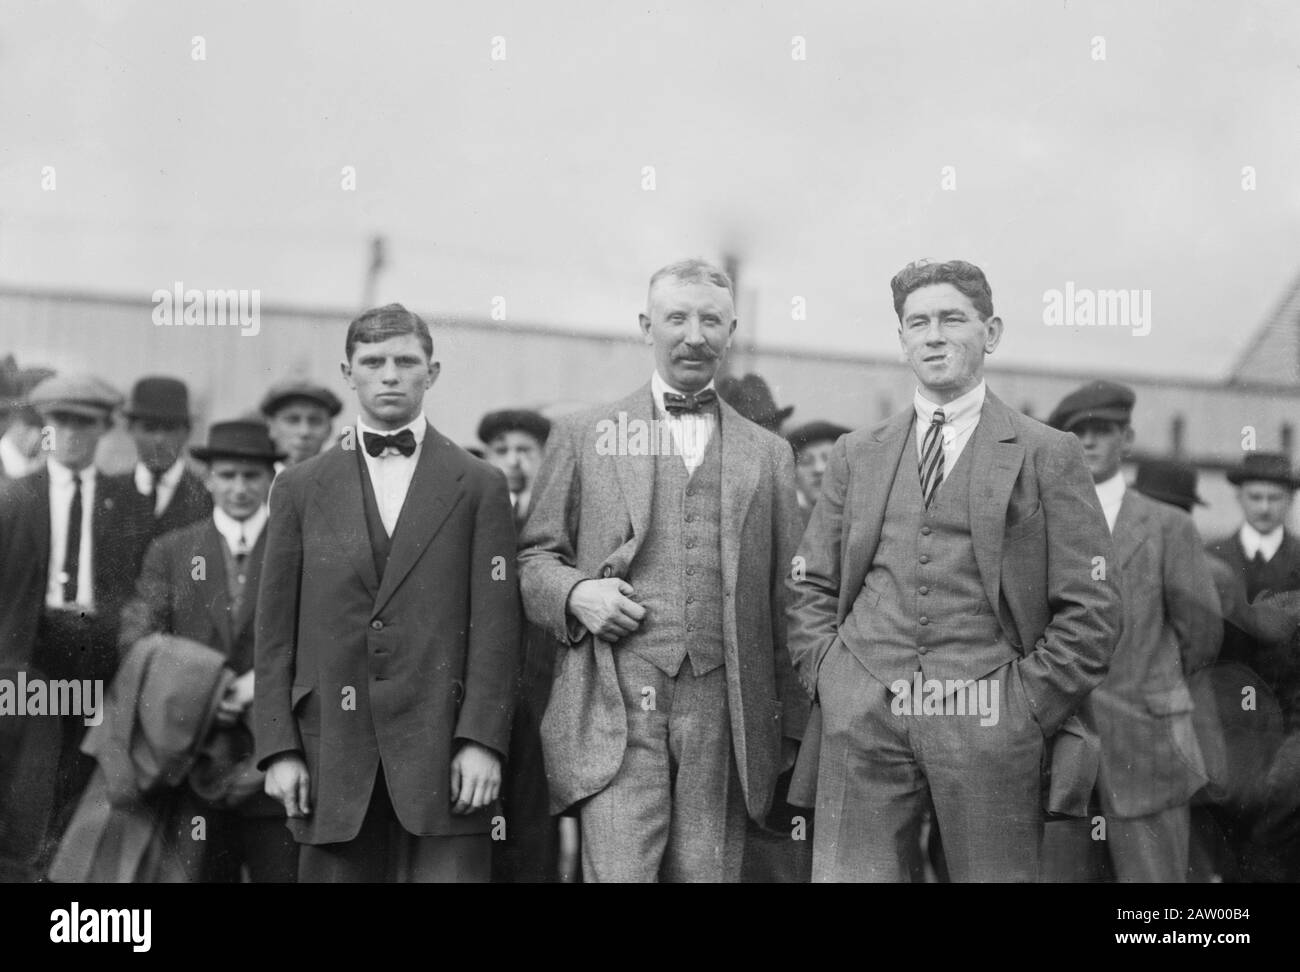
[1004,504,1045,545]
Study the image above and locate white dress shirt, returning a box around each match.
[213,504,268,557]
[134,457,186,515]
[651,370,717,475]
[912,380,986,473]
[1240,522,1285,563]
[46,460,96,611]
[1094,470,1127,534]
[358,413,426,536]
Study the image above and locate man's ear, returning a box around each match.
[638,313,654,345]
[339,359,354,388]
[427,360,441,389]
[983,316,1004,354]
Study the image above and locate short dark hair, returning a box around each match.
[890,260,994,322]
[345,303,433,362]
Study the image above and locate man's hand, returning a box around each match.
[264,753,311,818]
[215,669,255,727]
[567,578,647,642]
[450,742,502,815]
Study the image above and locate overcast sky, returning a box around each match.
[3,0,1298,380]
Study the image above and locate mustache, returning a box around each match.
[673,350,719,362]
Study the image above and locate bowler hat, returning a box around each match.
[1226,452,1300,490]
[190,419,286,465]
[123,376,191,424]
[1047,380,1136,432]
[716,373,794,431]
[28,373,122,420]
[477,409,551,446]
[260,379,343,418]
[1133,459,1206,511]
[787,420,851,455]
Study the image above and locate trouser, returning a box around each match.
[297,767,491,883]
[740,768,814,883]
[813,651,1043,882]
[1107,804,1190,882]
[202,810,301,883]
[579,652,748,882]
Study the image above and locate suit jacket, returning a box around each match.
[1206,531,1300,684]
[787,390,1122,746]
[108,466,213,550]
[253,423,522,844]
[119,518,265,673]
[0,468,146,674]
[1086,490,1220,818]
[517,383,807,820]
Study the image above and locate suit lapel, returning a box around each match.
[840,410,911,615]
[1113,491,1148,568]
[969,393,1024,612]
[718,402,761,601]
[311,439,380,598]
[373,425,465,616]
[612,383,656,544]
[201,523,234,652]
[29,468,51,574]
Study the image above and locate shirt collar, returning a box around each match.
[135,457,186,494]
[1094,470,1127,508]
[651,370,717,417]
[913,380,986,429]
[213,504,268,552]
[1241,522,1285,560]
[357,413,427,448]
[48,459,94,487]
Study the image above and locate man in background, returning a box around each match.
[260,378,343,475]
[478,408,551,531]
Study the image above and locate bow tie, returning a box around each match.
[363,428,417,457]
[662,388,717,416]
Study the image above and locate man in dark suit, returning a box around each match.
[119,418,296,882]
[787,259,1122,882]
[1204,452,1300,880]
[255,303,521,883]
[1045,381,1220,882]
[788,420,851,530]
[478,408,551,532]
[518,258,807,882]
[112,377,212,544]
[0,374,144,866]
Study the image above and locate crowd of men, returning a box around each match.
[0,256,1297,883]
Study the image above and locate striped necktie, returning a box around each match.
[919,409,946,508]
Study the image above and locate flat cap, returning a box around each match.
[28,373,122,419]
[478,409,551,446]
[1047,380,1136,432]
[260,379,343,418]
[787,420,851,455]
[1226,452,1300,490]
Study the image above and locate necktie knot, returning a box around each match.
[663,388,717,416]
[363,428,417,457]
[930,409,946,427]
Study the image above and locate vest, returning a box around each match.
[357,446,394,582]
[840,418,1018,689]
[620,417,725,677]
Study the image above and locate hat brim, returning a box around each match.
[123,408,191,425]
[36,401,114,420]
[1058,407,1132,432]
[262,393,343,418]
[1226,471,1300,490]
[190,446,286,465]
[1136,485,1207,507]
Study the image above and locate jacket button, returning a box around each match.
[919,616,929,625]
[921,526,932,536]
[602,566,612,578]
[371,619,383,631]
[919,555,929,564]
[919,586,929,595]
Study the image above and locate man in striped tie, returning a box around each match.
[787,259,1121,881]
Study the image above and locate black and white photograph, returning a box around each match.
[0,0,1296,945]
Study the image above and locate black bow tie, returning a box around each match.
[363,428,417,457]
[663,388,717,416]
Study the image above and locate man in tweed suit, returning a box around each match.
[787,260,1122,882]
[518,258,807,882]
